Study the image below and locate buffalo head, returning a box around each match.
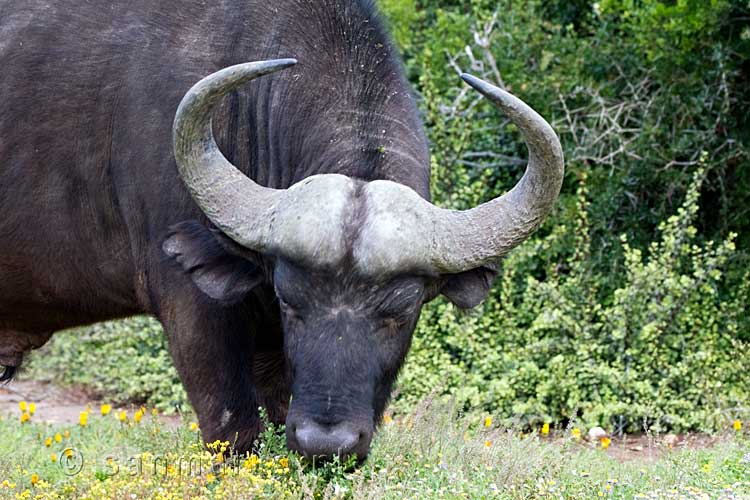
[165,59,563,460]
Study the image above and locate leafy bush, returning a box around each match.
[27,317,187,412]
[399,163,750,432]
[382,0,749,431]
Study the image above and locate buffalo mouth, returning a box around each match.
[285,415,374,462]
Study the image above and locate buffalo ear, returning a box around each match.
[162,220,264,304]
[439,265,498,310]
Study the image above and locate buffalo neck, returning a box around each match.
[207,0,432,199]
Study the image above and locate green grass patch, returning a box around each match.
[1,400,748,499]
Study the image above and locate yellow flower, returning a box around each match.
[65,449,73,458]
[79,411,89,427]
[572,427,582,439]
[702,461,713,473]
[383,415,393,425]
[600,437,612,449]
[484,440,492,448]
[151,408,159,416]
[279,457,289,468]
[20,412,30,424]
[189,422,199,432]
[28,403,36,416]
[63,430,70,438]
[100,404,112,416]
[733,420,742,431]
[44,437,52,448]
[118,410,127,422]
[50,454,57,463]
[54,433,62,443]
[244,455,259,469]
[134,409,144,423]
[206,473,216,484]
[19,401,27,412]
[484,416,492,428]
[541,423,550,436]
[30,474,39,486]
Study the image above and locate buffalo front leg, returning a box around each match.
[252,349,291,427]
[157,290,273,453]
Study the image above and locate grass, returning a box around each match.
[1,400,749,499]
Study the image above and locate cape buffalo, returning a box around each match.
[0,0,564,459]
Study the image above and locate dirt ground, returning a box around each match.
[0,378,181,427]
[0,378,728,463]
[559,431,723,464]
[1,378,97,425]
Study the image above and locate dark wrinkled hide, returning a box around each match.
[0,0,495,458]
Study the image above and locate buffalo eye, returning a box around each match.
[274,286,307,320]
[380,305,416,329]
[277,296,295,313]
[273,267,310,314]
[376,283,424,328]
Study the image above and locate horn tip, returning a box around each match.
[461,73,504,98]
[258,58,298,72]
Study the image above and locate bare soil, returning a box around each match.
[549,432,724,464]
[0,378,181,427]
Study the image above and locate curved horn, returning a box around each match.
[173,59,297,250]
[427,75,565,272]
[354,76,564,276]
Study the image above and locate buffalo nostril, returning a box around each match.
[293,421,363,458]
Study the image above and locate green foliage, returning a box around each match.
[599,0,734,66]
[27,317,187,413]
[377,0,750,432]
[398,163,750,432]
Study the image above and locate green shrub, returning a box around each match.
[399,163,750,432]
[27,317,187,412]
